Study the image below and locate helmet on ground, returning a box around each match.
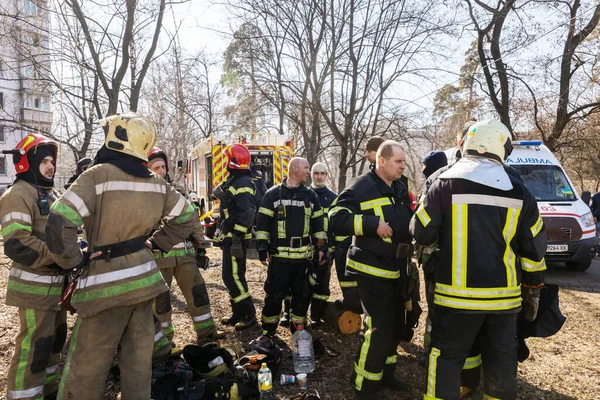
[100,113,156,161]
[148,147,168,171]
[462,119,513,163]
[225,144,251,170]
[13,134,58,174]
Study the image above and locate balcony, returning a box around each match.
[21,108,52,125]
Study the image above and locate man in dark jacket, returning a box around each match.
[330,141,414,399]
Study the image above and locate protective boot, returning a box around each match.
[221,301,241,326]
[44,392,58,400]
[382,362,408,392]
[234,316,257,331]
[356,390,380,400]
[460,387,475,399]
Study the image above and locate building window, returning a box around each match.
[0,126,4,142]
[0,158,6,176]
[23,0,39,16]
[0,92,3,109]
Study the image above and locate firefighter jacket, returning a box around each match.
[256,180,327,262]
[329,169,414,279]
[312,185,337,252]
[0,180,63,310]
[214,171,256,243]
[410,170,547,313]
[45,164,200,317]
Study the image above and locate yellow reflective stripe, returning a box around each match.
[335,235,348,242]
[328,206,351,217]
[360,198,392,210]
[259,207,274,217]
[434,283,521,298]
[234,224,248,233]
[370,205,391,243]
[521,257,547,272]
[340,281,358,288]
[502,208,521,287]
[416,204,431,227]
[451,204,468,287]
[385,355,397,364]
[347,259,400,279]
[314,231,327,240]
[308,274,317,285]
[277,221,286,238]
[463,354,482,370]
[261,314,279,324]
[228,186,256,195]
[483,394,501,400]
[256,231,269,240]
[312,293,329,301]
[354,215,363,236]
[354,316,382,390]
[311,209,324,218]
[427,347,441,398]
[434,294,522,311]
[290,314,306,324]
[530,215,543,237]
[231,256,249,301]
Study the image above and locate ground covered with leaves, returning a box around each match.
[0,247,599,399]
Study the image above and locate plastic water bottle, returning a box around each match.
[258,363,273,399]
[292,325,315,373]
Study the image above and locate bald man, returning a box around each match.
[255,157,328,336]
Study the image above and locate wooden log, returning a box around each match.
[322,301,362,334]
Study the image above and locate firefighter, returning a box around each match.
[329,141,413,399]
[307,162,337,326]
[64,157,92,190]
[214,144,257,331]
[0,134,65,400]
[147,147,225,342]
[45,113,200,399]
[411,119,547,400]
[256,157,327,336]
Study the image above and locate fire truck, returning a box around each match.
[186,133,295,234]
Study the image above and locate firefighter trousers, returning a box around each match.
[310,259,332,322]
[222,240,256,319]
[58,300,154,400]
[426,309,518,400]
[152,315,173,360]
[154,256,216,340]
[7,308,67,400]
[261,259,311,335]
[334,246,361,314]
[352,274,405,394]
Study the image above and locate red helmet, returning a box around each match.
[148,147,168,171]
[224,144,251,170]
[13,134,58,174]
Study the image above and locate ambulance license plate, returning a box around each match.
[547,244,568,253]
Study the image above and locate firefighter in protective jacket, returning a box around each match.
[214,144,257,331]
[0,134,65,400]
[147,147,224,342]
[256,157,327,336]
[329,140,413,399]
[410,119,547,400]
[307,162,337,325]
[45,113,200,399]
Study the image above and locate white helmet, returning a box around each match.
[100,113,156,161]
[462,119,513,163]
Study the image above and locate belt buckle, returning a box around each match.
[103,248,112,262]
[290,236,302,248]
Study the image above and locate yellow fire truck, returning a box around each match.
[186,133,295,233]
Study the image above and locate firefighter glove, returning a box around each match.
[230,235,244,258]
[196,248,209,270]
[522,284,542,321]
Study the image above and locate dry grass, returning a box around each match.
[0,248,599,399]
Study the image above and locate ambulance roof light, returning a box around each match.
[512,140,542,146]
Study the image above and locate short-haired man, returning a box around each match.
[256,157,327,336]
[330,141,414,399]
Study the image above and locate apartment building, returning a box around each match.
[0,0,52,190]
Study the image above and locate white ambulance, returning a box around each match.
[506,141,598,271]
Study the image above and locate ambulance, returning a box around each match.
[506,141,598,271]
